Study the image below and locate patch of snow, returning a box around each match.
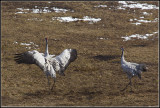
[142,12,151,15]
[121,31,158,41]
[138,19,152,23]
[131,22,142,25]
[117,7,126,10]
[31,8,51,13]
[153,31,158,34]
[20,43,31,46]
[23,9,30,11]
[118,1,159,10]
[119,1,128,5]
[29,42,34,44]
[130,19,133,21]
[17,8,23,10]
[52,16,78,22]
[26,47,31,49]
[15,11,27,14]
[140,16,144,19]
[43,8,52,13]
[94,5,107,8]
[17,42,39,49]
[15,6,73,14]
[52,16,101,23]
[13,41,18,44]
[130,17,158,25]
[83,16,101,23]
[127,1,138,4]
[52,7,70,13]
[100,38,104,39]
[35,45,39,47]
[97,37,107,40]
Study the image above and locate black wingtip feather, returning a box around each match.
[14,52,36,64]
[14,53,24,64]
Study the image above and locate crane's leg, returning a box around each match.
[60,72,65,76]
[59,70,65,76]
[137,72,141,80]
[46,74,50,88]
[51,78,56,91]
[129,79,133,92]
[121,79,132,91]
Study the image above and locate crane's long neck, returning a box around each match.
[45,38,49,57]
[121,49,125,63]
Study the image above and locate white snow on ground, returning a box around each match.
[140,16,144,19]
[17,8,29,11]
[52,16,101,23]
[131,22,142,25]
[121,31,158,41]
[118,1,159,10]
[13,41,18,44]
[14,41,39,49]
[52,7,74,13]
[83,16,101,23]
[52,16,78,22]
[130,17,158,25]
[94,5,107,8]
[97,37,108,40]
[20,43,31,46]
[143,12,151,15]
[15,7,73,14]
[16,11,28,14]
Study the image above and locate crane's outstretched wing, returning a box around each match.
[50,49,77,76]
[14,50,45,70]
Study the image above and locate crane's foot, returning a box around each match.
[120,80,132,92]
[129,85,134,93]
[129,88,134,93]
[51,86,54,91]
[120,88,126,92]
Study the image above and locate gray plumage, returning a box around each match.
[14,38,77,90]
[120,46,147,91]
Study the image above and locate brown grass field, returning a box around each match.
[1,1,159,106]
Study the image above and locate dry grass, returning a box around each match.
[1,1,159,106]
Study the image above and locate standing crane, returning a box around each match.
[120,46,147,91]
[14,38,77,90]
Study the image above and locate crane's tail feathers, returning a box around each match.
[139,64,147,72]
[69,49,77,62]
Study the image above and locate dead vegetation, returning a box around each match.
[1,1,158,106]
